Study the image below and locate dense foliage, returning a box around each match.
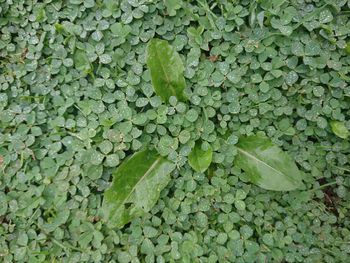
[0,0,350,262]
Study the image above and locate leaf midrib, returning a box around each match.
[236,147,295,183]
[153,45,177,97]
[116,156,162,211]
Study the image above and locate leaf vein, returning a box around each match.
[118,157,162,210]
[153,46,177,97]
[237,147,288,178]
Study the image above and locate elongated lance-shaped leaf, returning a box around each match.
[235,135,304,191]
[146,38,187,102]
[102,149,175,228]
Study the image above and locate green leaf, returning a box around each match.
[102,149,175,228]
[235,135,303,191]
[164,0,182,16]
[83,164,103,180]
[345,42,350,55]
[146,38,187,102]
[330,121,349,139]
[188,142,213,173]
[74,50,91,72]
[35,7,47,22]
[187,27,199,37]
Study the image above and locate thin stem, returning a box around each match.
[292,3,329,31]
[332,165,350,173]
[317,181,338,189]
[51,238,85,253]
[309,181,337,193]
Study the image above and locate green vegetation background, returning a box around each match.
[0,0,349,262]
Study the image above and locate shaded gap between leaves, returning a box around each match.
[317,178,339,216]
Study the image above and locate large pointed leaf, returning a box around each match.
[235,135,303,191]
[188,142,212,173]
[146,38,187,102]
[102,149,175,228]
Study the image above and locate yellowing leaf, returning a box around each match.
[102,149,175,228]
[146,38,187,102]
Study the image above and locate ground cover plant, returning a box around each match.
[0,0,350,262]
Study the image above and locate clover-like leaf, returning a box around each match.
[330,121,349,139]
[235,135,304,191]
[188,142,213,173]
[164,0,182,16]
[146,38,187,102]
[102,149,175,228]
[74,49,91,72]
